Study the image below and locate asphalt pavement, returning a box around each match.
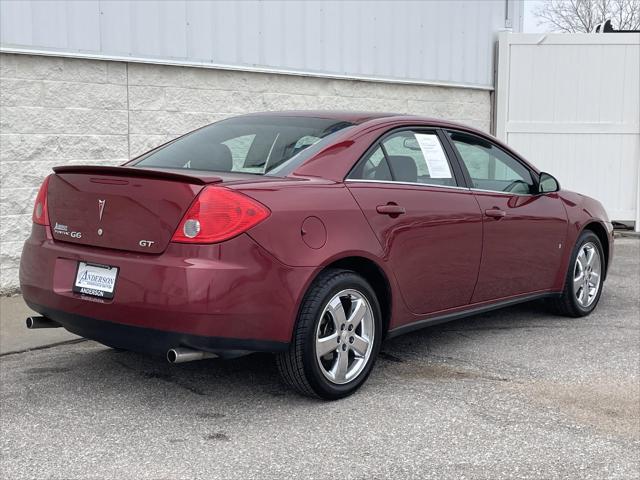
[1,238,638,479]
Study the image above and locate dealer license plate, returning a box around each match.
[73,262,119,299]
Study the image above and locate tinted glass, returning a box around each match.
[382,131,456,186]
[133,116,353,175]
[350,146,392,181]
[448,131,534,194]
[349,130,457,186]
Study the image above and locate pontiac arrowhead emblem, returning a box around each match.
[98,199,106,221]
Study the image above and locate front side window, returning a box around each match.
[133,116,353,176]
[349,130,457,186]
[448,131,535,194]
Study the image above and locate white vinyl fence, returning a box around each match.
[496,32,640,231]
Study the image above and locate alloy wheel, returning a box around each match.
[573,242,602,308]
[315,289,375,385]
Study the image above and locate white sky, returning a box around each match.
[523,0,549,33]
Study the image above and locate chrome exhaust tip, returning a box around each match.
[167,347,218,364]
[26,316,61,329]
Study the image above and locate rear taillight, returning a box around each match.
[171,186,270,244]
[32,175,51,226]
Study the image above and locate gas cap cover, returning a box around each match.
[300,216,327,249]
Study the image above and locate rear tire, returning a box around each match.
[277,269,382,400]
[551,230,605,317]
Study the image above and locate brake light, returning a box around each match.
[32,175,51,226]
[171,186,270,244]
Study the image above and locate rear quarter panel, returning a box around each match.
[231,179,416,330]
[234,180,385,268]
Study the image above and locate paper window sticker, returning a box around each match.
[414,134,453,179]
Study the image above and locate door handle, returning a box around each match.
[485,208,506,218]
[376,204,406,216]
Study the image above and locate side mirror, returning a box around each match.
[538,172,560,194]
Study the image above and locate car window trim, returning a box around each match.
[344,178,472,192]
[469,187,535,197]
[441,128,541,195]
[345,126,466,187]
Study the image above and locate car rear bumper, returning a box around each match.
[26,301,287,356]
[20,225,314,352]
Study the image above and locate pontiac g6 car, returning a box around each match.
[20,111,613,399]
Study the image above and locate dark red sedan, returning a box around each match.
[20,111,613,399]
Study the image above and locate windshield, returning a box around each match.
[132,115,353,176]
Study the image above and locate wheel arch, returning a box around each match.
[293,255,393,341]
[582,221,610,279]
[325,256,392,336]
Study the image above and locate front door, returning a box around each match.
[346,129,483,315]
[446,130,568,302]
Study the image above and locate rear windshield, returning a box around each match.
[132,116,353,176]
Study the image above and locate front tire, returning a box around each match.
[277,269,382,399]
[552,230,605,317]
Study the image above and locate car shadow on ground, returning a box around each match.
[24,299,564,403]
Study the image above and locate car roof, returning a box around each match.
[241,110,481,131]
[243,110,397,124]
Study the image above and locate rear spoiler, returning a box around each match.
[52,165,223,185]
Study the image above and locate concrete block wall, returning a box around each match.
[0,53,491,293]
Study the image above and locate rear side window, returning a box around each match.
[133,116,353,176]
[354,146,393,181]
[349,130,457,186]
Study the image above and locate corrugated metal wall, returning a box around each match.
[0,0,522,88]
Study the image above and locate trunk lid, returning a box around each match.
[47,165,302,254]
[47,166,217,254]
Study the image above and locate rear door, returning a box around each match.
[346,128,483,315]
[445,130,568,302]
